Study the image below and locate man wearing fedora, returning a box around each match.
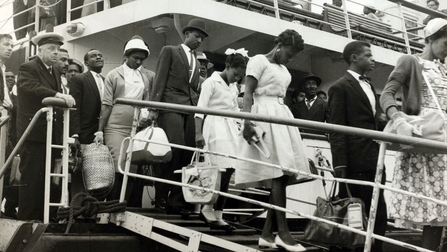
[291,72,329,134]
[150,18,208,216]
[16,32,75,221]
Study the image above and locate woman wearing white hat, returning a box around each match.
[380,18,447,250]
[94,35,151,200]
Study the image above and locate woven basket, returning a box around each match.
[82,143,115,198]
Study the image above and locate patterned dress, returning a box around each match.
[235,55,310,188]
[389,58,447,228]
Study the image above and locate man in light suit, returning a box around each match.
[328,41,386,252]
[150,19,208,216]
[16,32,75,221]
[291,72,329,134]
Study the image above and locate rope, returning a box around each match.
[56,192,127,234]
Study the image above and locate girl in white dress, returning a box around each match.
[238,30,310,252]
[195,49,248,231]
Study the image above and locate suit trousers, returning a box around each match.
[154,112,195,209]
[18,140,60,221]
[336,170,387,252]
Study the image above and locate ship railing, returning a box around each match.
[0,98,73,224]
[113,98,446,252]
[0,111,10,210]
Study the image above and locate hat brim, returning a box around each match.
[182,26,209,37]
[299,76,322,87]
[31,32,64,46]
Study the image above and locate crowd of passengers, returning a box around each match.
[0,16,447,252]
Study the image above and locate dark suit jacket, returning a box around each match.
[17,56,62,143]
[328,72,382,174]
[70,71,102,144]
[291,97,329,134]
[150,45,200,108]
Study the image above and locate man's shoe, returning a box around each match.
[154,198,167,210]
[166,207,191,219]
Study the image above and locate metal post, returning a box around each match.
[396,2,411,54]
[341,0,351,39]
[34,3,40,32]
[364,142,387,252]
[118,107,140,203]
[67,0,72,22]
[0,110,7,211]
[60,108,70,208]
[272,0,280,19]
[44,106,54,224]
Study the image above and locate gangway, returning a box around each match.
[1,98,447,251]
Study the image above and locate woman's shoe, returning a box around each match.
[208,220,236,232]
[258,237,277,249]
[275,236,306,252]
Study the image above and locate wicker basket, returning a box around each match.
[82,143,115,198]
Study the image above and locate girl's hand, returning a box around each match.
[242,123,258,144]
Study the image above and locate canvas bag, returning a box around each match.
[129,123,172,165]
[182,151,221,205]
[303,182,367,248]
[384,64,446,152]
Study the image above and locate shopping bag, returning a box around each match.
[303,182,367,248]
[182,152,221,204]
[129,123,172,165]
[82,143,115,198]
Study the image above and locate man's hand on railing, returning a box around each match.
[55,92,76,107]
[94,131,104,145]
[333,165,347,178]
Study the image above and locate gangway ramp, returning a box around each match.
[109,209,320,251]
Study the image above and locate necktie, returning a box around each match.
[306,98,315,110]
[96,73,104,99]
[48,67,52,75]
[359,75,371,84]
[189,50,195,83]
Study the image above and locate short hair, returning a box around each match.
[225,53,248,69]
[275,29,305,52]
[0,34,13,42]
[425,25,447,43]
[342,41,371,64]
[427,0,439,6]
[84,49,97,62]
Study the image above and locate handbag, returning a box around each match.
[303,182,367,248]
[383,69,446,152]
[129,123,172,165]
[82,143,115,198]
[181,151,221,204]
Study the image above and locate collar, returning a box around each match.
[347,70,361,82]
[181,44,192,54]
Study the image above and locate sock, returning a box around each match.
[214,210,223,222]
[201,205,216,221]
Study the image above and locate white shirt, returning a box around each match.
[122,63,144,100]
[90,70,104,99]
[181,44,196,83]
[305,97,316,109]
[0,62,12,109]
[347,70,376,115]
[195,72,239,119]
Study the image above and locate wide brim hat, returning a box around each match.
[31,32,64,46]
[182,19,209,37]
[298,72,322,87]
[197,52,213,69]
[68,58,84,72]
[424,18,447,38]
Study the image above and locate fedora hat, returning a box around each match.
[182,19,209,37]
[298,72,322,87]
[31,32,64,46]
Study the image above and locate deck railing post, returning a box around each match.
[273,0,280,19]
[44,106,54,224]
[0,110,7,212]
[396,2,412,54]
[67,0,72,22]
[341,0,351,39]
[364,142,387,251]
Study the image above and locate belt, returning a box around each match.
[253,96,284,105]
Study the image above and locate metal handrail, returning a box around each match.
[115,98,447,154]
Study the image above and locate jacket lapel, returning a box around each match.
[178,45,190,80]
[86,71,101,101]
[345,72,374,117]
[36,57,59,91]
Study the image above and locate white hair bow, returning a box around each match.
[225,48,249,58]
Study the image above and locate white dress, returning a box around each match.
[235,55,310,188]
[195,72,240,168]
